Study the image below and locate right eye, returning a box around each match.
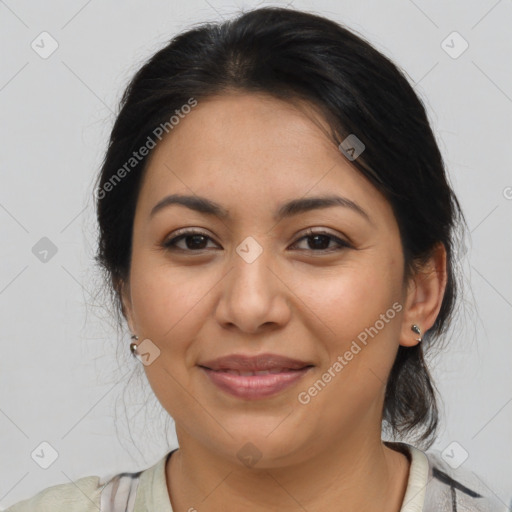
[162,229,220,252]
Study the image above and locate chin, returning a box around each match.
[215,421,312,468]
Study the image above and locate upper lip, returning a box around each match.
[199,353,313,371]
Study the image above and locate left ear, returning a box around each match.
[399,242,448,347]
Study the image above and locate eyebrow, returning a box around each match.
[150,193,373,225]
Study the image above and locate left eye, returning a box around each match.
[162,230,351,252]
[291,231,351,252]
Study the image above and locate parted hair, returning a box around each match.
[95,7,467,450]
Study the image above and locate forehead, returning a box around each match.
[137,93,391,224]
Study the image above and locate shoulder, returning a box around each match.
[423,448,509,511]
[6,451,172,512]
[5,475,105,512]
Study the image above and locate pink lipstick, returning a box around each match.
[198,353,313,400]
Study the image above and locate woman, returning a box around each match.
[7,6,507,512]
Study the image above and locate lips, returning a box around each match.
[213,368,294,376]
[198,353,313,400]
[199,353,312,372]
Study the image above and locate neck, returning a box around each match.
[166,432,410,512]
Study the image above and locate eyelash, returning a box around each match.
[162,228,352,253]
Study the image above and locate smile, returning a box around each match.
[200,367,313,399]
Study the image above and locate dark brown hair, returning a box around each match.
[95,6,467,450]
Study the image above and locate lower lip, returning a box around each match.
[200,367,312,400]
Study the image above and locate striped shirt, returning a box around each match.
[6,442,509,511]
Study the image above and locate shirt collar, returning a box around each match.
[135,443,429,512]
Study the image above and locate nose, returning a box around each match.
[214,244,292,335]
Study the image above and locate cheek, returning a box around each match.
[129,255,208,339]
[295,255,404,409]
[294,258,401,342]
[296,264,403,427]
[128,259,208,417]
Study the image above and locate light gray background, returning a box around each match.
[1,0,511,508]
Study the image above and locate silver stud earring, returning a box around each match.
[411,324,422,342]
[130,334,139,355]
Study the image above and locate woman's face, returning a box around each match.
[122,92,417,467]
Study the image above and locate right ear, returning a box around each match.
[117,277,136,334]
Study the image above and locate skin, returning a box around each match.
[121,92,447,511]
